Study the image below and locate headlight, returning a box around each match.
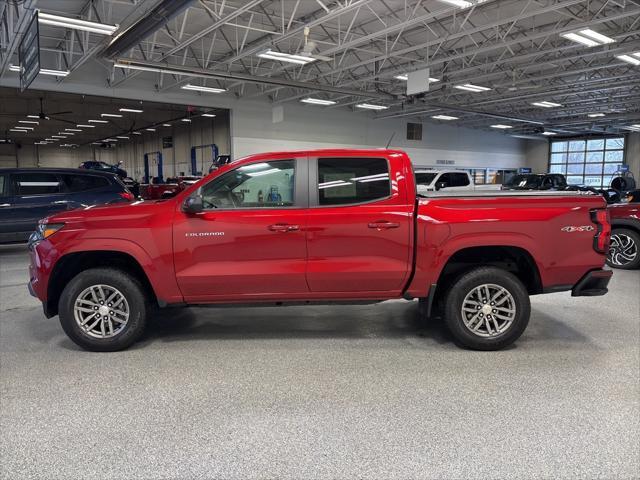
[37,222,65,239]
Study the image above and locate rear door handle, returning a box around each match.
[268,223,299,232]
[368,221,400,230]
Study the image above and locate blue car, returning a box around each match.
[0,168,134,243]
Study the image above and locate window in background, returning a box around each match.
[549,137,626,187]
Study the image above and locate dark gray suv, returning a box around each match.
[0,168,133,243]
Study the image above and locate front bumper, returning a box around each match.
[571,269,613,297]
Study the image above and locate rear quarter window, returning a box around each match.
[14,172,63,195]
[62,174,111,192]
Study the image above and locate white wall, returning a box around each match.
[232,101,527,169]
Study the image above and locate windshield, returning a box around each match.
[415,173,437,185]
[505,175,542,188]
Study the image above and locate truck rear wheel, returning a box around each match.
[444,267,530,350]
[58,268,148,352]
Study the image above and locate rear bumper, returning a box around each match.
[571,269,612,297]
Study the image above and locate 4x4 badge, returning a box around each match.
[561,225,595,232]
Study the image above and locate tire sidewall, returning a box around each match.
[444,267,531,350]
[59,268,147,351]
[607,228,640,270]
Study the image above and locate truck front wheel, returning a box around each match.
[444,267,530,350]
[58,268,148,352]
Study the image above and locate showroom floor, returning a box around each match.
[1,243,638,479]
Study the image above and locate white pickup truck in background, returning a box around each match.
[414,169,502,194]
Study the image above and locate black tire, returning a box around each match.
[58,268,148,351]
[444,267,531,351]
[607,228,640,270]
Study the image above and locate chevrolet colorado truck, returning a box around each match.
[28,149,612,352]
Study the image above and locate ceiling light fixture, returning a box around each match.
[116,136,129,139]
[15,126,34,130]
[37,11,118,35]
[181,84,226,93]
[355,103,389,110]
[561,29,615,47]
[181,118,192,122]
[88,119,109,123]
[257,49,316,65]
[201,113,216,117]
[588,113,605,118]
[9,65,70,76]
[10,128,27,132]
[542,131,558,136]
[532,101,562,108]
[65,128,81,132]
[19,120,39,124]
[455,83,491,92]
[119,108,143,113]
[432,115,459,120]
[617,54,640,66]
[436,0,474,8]
[27,115,40,119]
[131,132,142,135]
[491,124,513,129]
[51,135,65,138]
[145,128,156,132]
[101,113,123,118]
[623,125,640,132]
[77,124,95,128]
[162,123,171,126]
[394,74,440,82]
[301,98,337,106]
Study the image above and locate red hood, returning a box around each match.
[46,198,174,224]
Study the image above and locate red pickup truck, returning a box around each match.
[28,149,612,352]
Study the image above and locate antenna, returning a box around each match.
[385,132,395,149]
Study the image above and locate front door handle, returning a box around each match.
[368,221,400,230]
[268,223,299,232]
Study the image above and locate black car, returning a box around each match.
[79,160,127,178]
[502,173,567,191]
[0,168,133,243]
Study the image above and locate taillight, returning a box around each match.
[119,191,134,201]
[590,208,611,253]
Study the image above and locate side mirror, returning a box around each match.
[435,181,448,191]
[183,194,204,213]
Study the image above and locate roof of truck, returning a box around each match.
[234,148,408,163]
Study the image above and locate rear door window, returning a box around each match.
[13,173,63,195]
[317,157,390,206]
[62,174,110,192]
[450,172,470,187]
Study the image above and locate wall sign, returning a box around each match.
[436,159,455,165]
[162,136,173,148]
[19,11,40,92]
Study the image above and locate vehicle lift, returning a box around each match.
[190,144,218,176]
[143,151,163,184]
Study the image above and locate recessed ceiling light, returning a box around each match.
[432,115,459,120]
[181,118,192,122]
[15,126,34,130]
[162,123,171,126]
[542,131,558,136]
[301,98,337,106]
[201,113,216,117]
[491,124,513,129]
[27,115,40,119]
[119,108,143,113]
[455,83,491,92]
[88,119,109,123]
[394,74,440,82]
[131,132,142,135]
[355,103,388,110]
[9,65,70,76]
[101,113,123,118]
[181,84,226,93]
[51,135,65,138]
[10,128,27,132]
[59,132,74,136]
[257,49,316,65]
[65,128,81,132]
[588,113,605,118]
[532,101,562,108]
[116,136,129,139]
[19,120,39,124]
[617,54,640,66]
[145,128,156,132]
[77,124,95,128]
[37,11,118,35]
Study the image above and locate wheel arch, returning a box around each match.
[46,250,157,317]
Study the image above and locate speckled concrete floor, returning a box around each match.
[1,243,639,479]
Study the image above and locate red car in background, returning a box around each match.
[139,176,201,200]
[607,191,640,269]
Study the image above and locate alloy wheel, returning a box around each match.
[461,283,516,338]
[608,233,638,267]
[73,284,130,339]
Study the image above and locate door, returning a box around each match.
[305,156,413,293]
[8,172,68,237]
[173,158,309,301]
